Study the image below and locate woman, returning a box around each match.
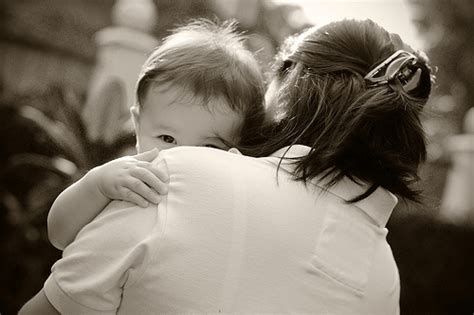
[245,18,432,203]
[21,19,432,314]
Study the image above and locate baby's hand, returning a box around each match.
[94,148,169,207]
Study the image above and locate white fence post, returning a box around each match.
[440,108,474,224]
[82,0,159,144]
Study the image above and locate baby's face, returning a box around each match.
[134,83,243,153]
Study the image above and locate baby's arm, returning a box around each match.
[48,149,169,250]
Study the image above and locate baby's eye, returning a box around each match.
[204,144,221,149]
[157,135,177,144]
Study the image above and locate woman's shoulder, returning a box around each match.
[156,146,264,174]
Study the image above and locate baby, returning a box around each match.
[48,19,265,249]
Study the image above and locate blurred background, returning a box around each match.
[0,0,473,314]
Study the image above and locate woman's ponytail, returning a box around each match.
[245,19,435,203]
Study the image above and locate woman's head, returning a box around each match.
[258,19,434,202]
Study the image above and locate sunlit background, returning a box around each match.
[1,0,473,314]
[275,0,425,49]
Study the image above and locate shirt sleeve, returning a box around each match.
[44,200,159,314]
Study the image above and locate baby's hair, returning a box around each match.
[135,19,265,137]
[244,19,434,203]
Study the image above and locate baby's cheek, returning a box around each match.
[137,137,160,153]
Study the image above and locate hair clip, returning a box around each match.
[364,50,420,91]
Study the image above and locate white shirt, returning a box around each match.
[44,145,400,314]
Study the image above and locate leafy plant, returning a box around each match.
[0,85,135,313]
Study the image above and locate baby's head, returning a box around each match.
[131,19,265,153]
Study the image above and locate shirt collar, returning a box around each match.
[269,145,398,227]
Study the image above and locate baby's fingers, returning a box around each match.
[134,148,159,162]
[130,167,168,195]
[124,178,162,205]
[134,160,169,184]
[120,188,150,208]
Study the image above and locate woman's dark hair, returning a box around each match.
[240,19,434,202]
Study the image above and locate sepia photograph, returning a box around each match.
[1,0,473,314]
